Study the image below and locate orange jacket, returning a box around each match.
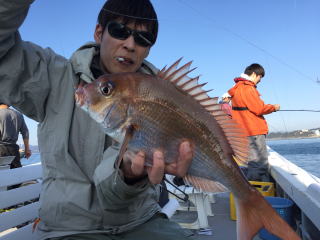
[228,78,275,136]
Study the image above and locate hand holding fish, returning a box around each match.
[121,140,193,184]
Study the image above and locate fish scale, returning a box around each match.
[128,101,228,184]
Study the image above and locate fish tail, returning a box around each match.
[235,190,300,240]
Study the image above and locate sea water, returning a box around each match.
[21,153,41,166]
[267,137,320,178]
[21,137,320,178]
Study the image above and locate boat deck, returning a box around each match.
[171,192,262,240]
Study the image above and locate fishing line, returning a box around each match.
[267,123,283,133]
[279,110,320,113]
[264,59,289,132]
[175,0,317,84]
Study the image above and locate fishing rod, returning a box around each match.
[279,110,320,113]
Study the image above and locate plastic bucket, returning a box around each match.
[230,181,275,220]
[259,197,294,240]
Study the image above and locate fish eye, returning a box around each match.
[100,82,114,96]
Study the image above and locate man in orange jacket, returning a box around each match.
[228,63,280,181]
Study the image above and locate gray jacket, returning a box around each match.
[0,1,161,239]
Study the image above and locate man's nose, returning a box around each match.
[123,35,135,52]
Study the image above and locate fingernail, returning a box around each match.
[181,141,191,150]
[137,151,145,158]
[153,150,163,158]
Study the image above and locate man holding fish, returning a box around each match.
[0,0,300,239]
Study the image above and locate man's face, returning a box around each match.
[94,21,151,74]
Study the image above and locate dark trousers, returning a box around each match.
[246,135,270,182]
[0,144,22,189]
[0,144,21,169]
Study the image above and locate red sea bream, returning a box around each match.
[75,59,300,240]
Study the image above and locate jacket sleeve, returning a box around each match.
[244,86,275,116]
[19,113,29,140]
[93,144,158,210]
[0,0,69,122]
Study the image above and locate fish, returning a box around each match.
[75,59,300,240]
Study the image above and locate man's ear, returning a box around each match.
[143,47,150,59]
[94,24,104,44]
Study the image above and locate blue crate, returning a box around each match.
[259,197,294,240]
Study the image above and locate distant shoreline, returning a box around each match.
[267,135,320,141]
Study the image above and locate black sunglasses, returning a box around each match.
[106,21,155,47]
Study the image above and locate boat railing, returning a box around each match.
[0,163,42,240]
[268,146,320,239]
[0,157,15,171]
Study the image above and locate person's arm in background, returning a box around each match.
[20,114,31,159]
[22,138,31,159]
[245,86,277,116]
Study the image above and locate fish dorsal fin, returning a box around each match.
[158,59,249,165]
[157,58,183,79]
[184,175,228,193]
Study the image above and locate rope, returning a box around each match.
[163,177,189,202]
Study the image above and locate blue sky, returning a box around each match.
[17,0,320,145]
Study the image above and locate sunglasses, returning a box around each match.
[106,21,155,47]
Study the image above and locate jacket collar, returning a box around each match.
[70,42,98,85]
[70,42,159,85]
[234,77,256,86]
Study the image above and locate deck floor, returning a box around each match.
[171,192,262,240]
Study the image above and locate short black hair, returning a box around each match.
[97,0,158,45]
[244,63,265,78]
